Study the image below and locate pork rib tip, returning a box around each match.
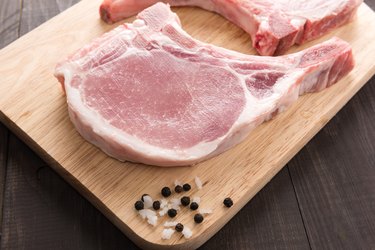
[100,0,362,56]
[55,3,354,166]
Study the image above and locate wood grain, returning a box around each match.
[0,0,374,248]
[288,78,375,249]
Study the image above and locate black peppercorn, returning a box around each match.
[181,196,190,206]
[134,200,144,211]
[175,185,183,193]
[190,202,199,210]
[175,223,184,232]
[167,208,177,218]
[223,197,233,208]
[153,200,161,210]
[141,194,149,202]
[194,213,204,223]
[183,183,191,191]
[161,187,172,197]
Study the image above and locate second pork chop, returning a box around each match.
[100,0,362,55]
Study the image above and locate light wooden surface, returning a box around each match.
[0,1,375,249]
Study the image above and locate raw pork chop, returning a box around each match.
[99,0,362,56]
[55,3,354,166]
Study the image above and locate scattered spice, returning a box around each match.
[199,208,213,215]
[223,198,233,208]
[160,199,168,209]
[194,176,203,190]
[175,223,184,232]
[164,221,178,227]
[143,195,153,209]
[194,213,204,224]
[182,226,193,239]
[174,180,182,186]
[183,183,191,191]
[134,200,144,211]
[141,194,149,202]
[139,209,158,226]
[190,202,199,210]
[192,196,201,204]
[181,196,190,206]
[167,208,177,218]
[174,185,183,193]
[161,187,172,197]
[153,200,161,210]
[161,228,175,240]
[159,207,168,216]
[170,198,181,210]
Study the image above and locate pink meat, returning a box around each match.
[55,3,354,166]
[99,0,362,56]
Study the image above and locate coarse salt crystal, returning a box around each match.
[139,209,157,226]
[143,195,153,209]
[182,226,193,239]
[192,196,201,204]
[170,198,181,210]
[164,221,178,227]
[195,176,203,190]
[161,228,175,240]
[147,214,158,226]
[138,209,148,219]
[139,208,156,222]
[159,206,168,216]
[199,208,213,215]
[160,199,168,209]
[174,179,182,186]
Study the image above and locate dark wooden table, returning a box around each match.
[1,1,374,249]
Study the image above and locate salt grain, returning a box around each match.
[160,199,168,209]
[161,228,175,240]
[159,207,168,216]
[174,179,182,186]
[170,198,181,210]
[182,226,193,239]
[195,176,203,190]
[199,208,213,215]
[192,196,201,204]
[143,195,153,209]
[139,209,158,226]
[164,221,178,227]
[147,214,158,226]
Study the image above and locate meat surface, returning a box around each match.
[100,0,362,56]
[55,3,354,166]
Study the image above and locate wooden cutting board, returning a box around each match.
[1,1,375,249]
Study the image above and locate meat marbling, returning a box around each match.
[100,0,362,56]
[55,3,354,166]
